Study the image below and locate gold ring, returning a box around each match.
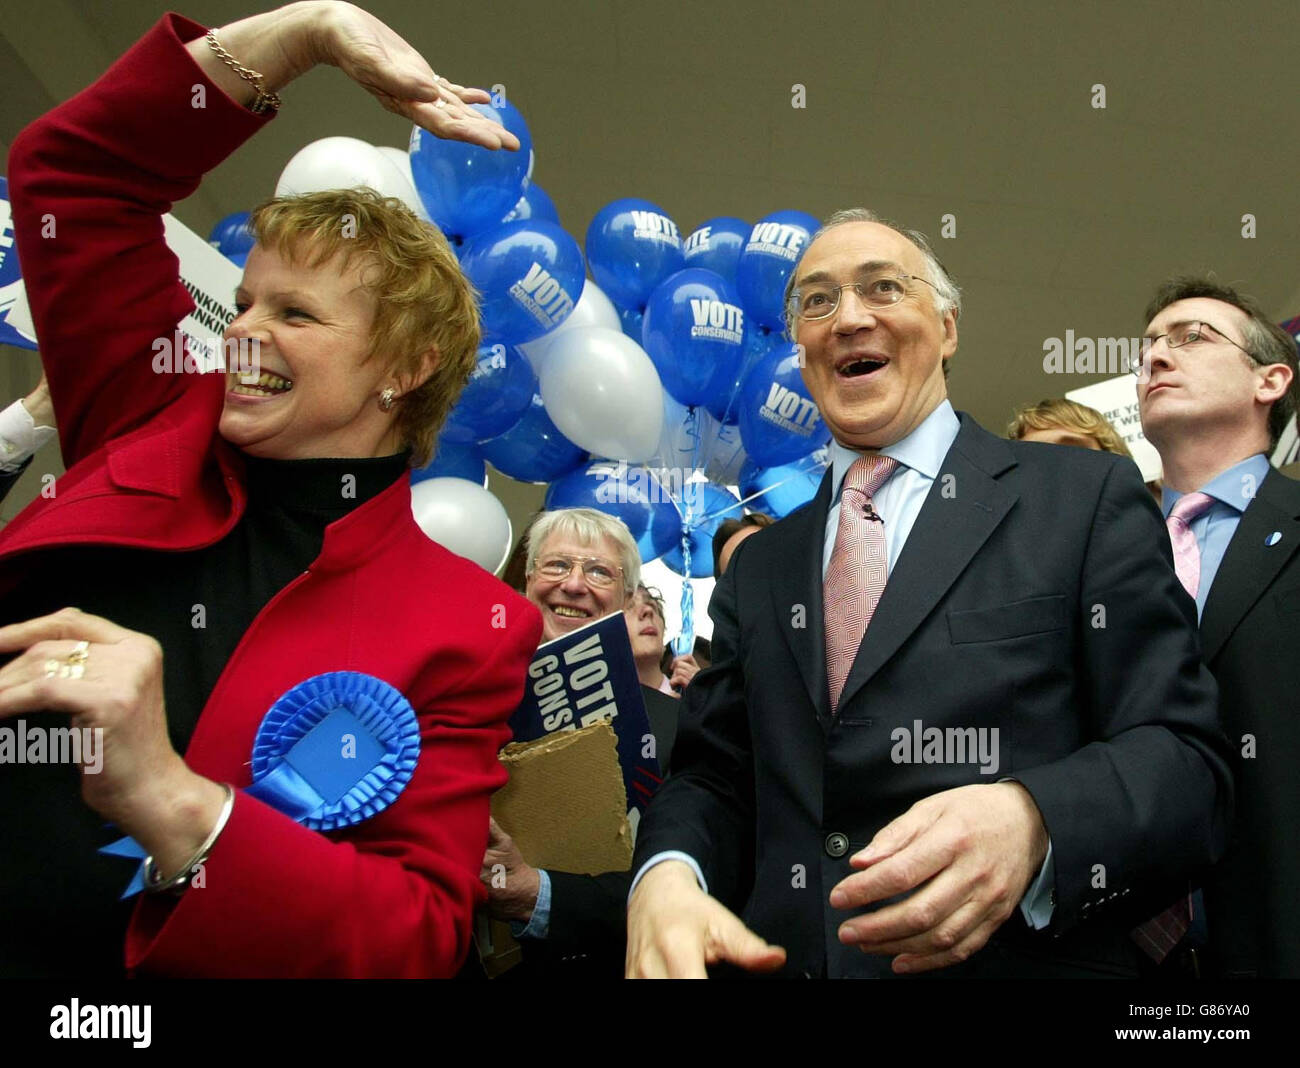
[57,640,89,679]
[44,658,60,678]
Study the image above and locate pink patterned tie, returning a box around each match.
[1166,492,1216,598]
[1131,491,1215,963]
[824,455,899,712]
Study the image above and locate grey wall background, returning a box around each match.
[4,0,1300,541]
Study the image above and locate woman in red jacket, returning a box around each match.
[0,3,540,978]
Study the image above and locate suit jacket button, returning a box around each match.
[825,832,850,858]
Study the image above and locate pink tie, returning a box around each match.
[1130,491,1215,963]
[1166,492,1215,598]
[824,455,899,711]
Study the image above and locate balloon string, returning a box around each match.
[675,405,700,656]
[708,453,826,520]
[650,466,688,522]
[692,331,772,481]
[684,404,704,475]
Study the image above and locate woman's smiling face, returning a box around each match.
[525,533,627,641]
[218,242,404,460]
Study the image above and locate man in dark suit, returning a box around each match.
[1137,277,1300,978]
[626,209,1234,979]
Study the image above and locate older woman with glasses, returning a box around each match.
[0,3,540,979]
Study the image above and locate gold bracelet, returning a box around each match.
[205,30,283,114]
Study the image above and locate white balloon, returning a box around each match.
[375,146,433,221]
[518,279,620,371]
[410,478,513,574]
[276,137,428,220]
[538,326,664,462]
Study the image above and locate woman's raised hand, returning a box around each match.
[190,2,519,150]
[311,2,518,148]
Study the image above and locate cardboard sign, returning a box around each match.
[480,721,632,977]
[509,611,661,812]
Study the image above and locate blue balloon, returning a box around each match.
[641,268,747,411]
[502,183,559,226]
[660,481,744,579]
[411,437,487,486]
[545,460,681,563]
[736,334,829,467]
[585,198,684,310]
[443,341,537,445]
[409,99,533,240]
[227,249,249,269]
[682,216,749,287]
[619,305,644,341]
[460,220,586,345]
[208,210,255,258]
[479,393,587,483]
[739,447,829,519]
[735,210,820,331]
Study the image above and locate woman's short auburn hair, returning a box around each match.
[248,187,479,468]
[1007,398,1133,458]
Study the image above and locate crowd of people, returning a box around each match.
[1,1,1295,982]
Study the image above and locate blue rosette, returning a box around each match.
[247,671,420,832]
[100,672,420,896]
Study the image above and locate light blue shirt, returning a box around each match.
[822,399,961,579]
[1161,454,1271,620]
[512,869,552,941]
[633,400,1053,932]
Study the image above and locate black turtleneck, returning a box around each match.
[0,450,408,977]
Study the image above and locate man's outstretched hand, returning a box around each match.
[626,860,786,978]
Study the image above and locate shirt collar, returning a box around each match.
[829,399,960,501]
[1160,453,1270,518]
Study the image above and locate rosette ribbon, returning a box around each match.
[99,672,421,898]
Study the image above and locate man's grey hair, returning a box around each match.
[525,507,641,598]
[782,208,962,339]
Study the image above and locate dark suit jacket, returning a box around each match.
[635,415,1234,978]
[1200,467,1300,978]
[516,683,680,975]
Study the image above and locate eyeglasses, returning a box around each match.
[789,270,938,322]
[1132,320,1256,377]
[533,555,623,589]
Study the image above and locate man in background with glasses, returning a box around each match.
[627,209,1232,978]
[1136,277,1300,978]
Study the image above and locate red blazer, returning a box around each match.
[1,14,541,977]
